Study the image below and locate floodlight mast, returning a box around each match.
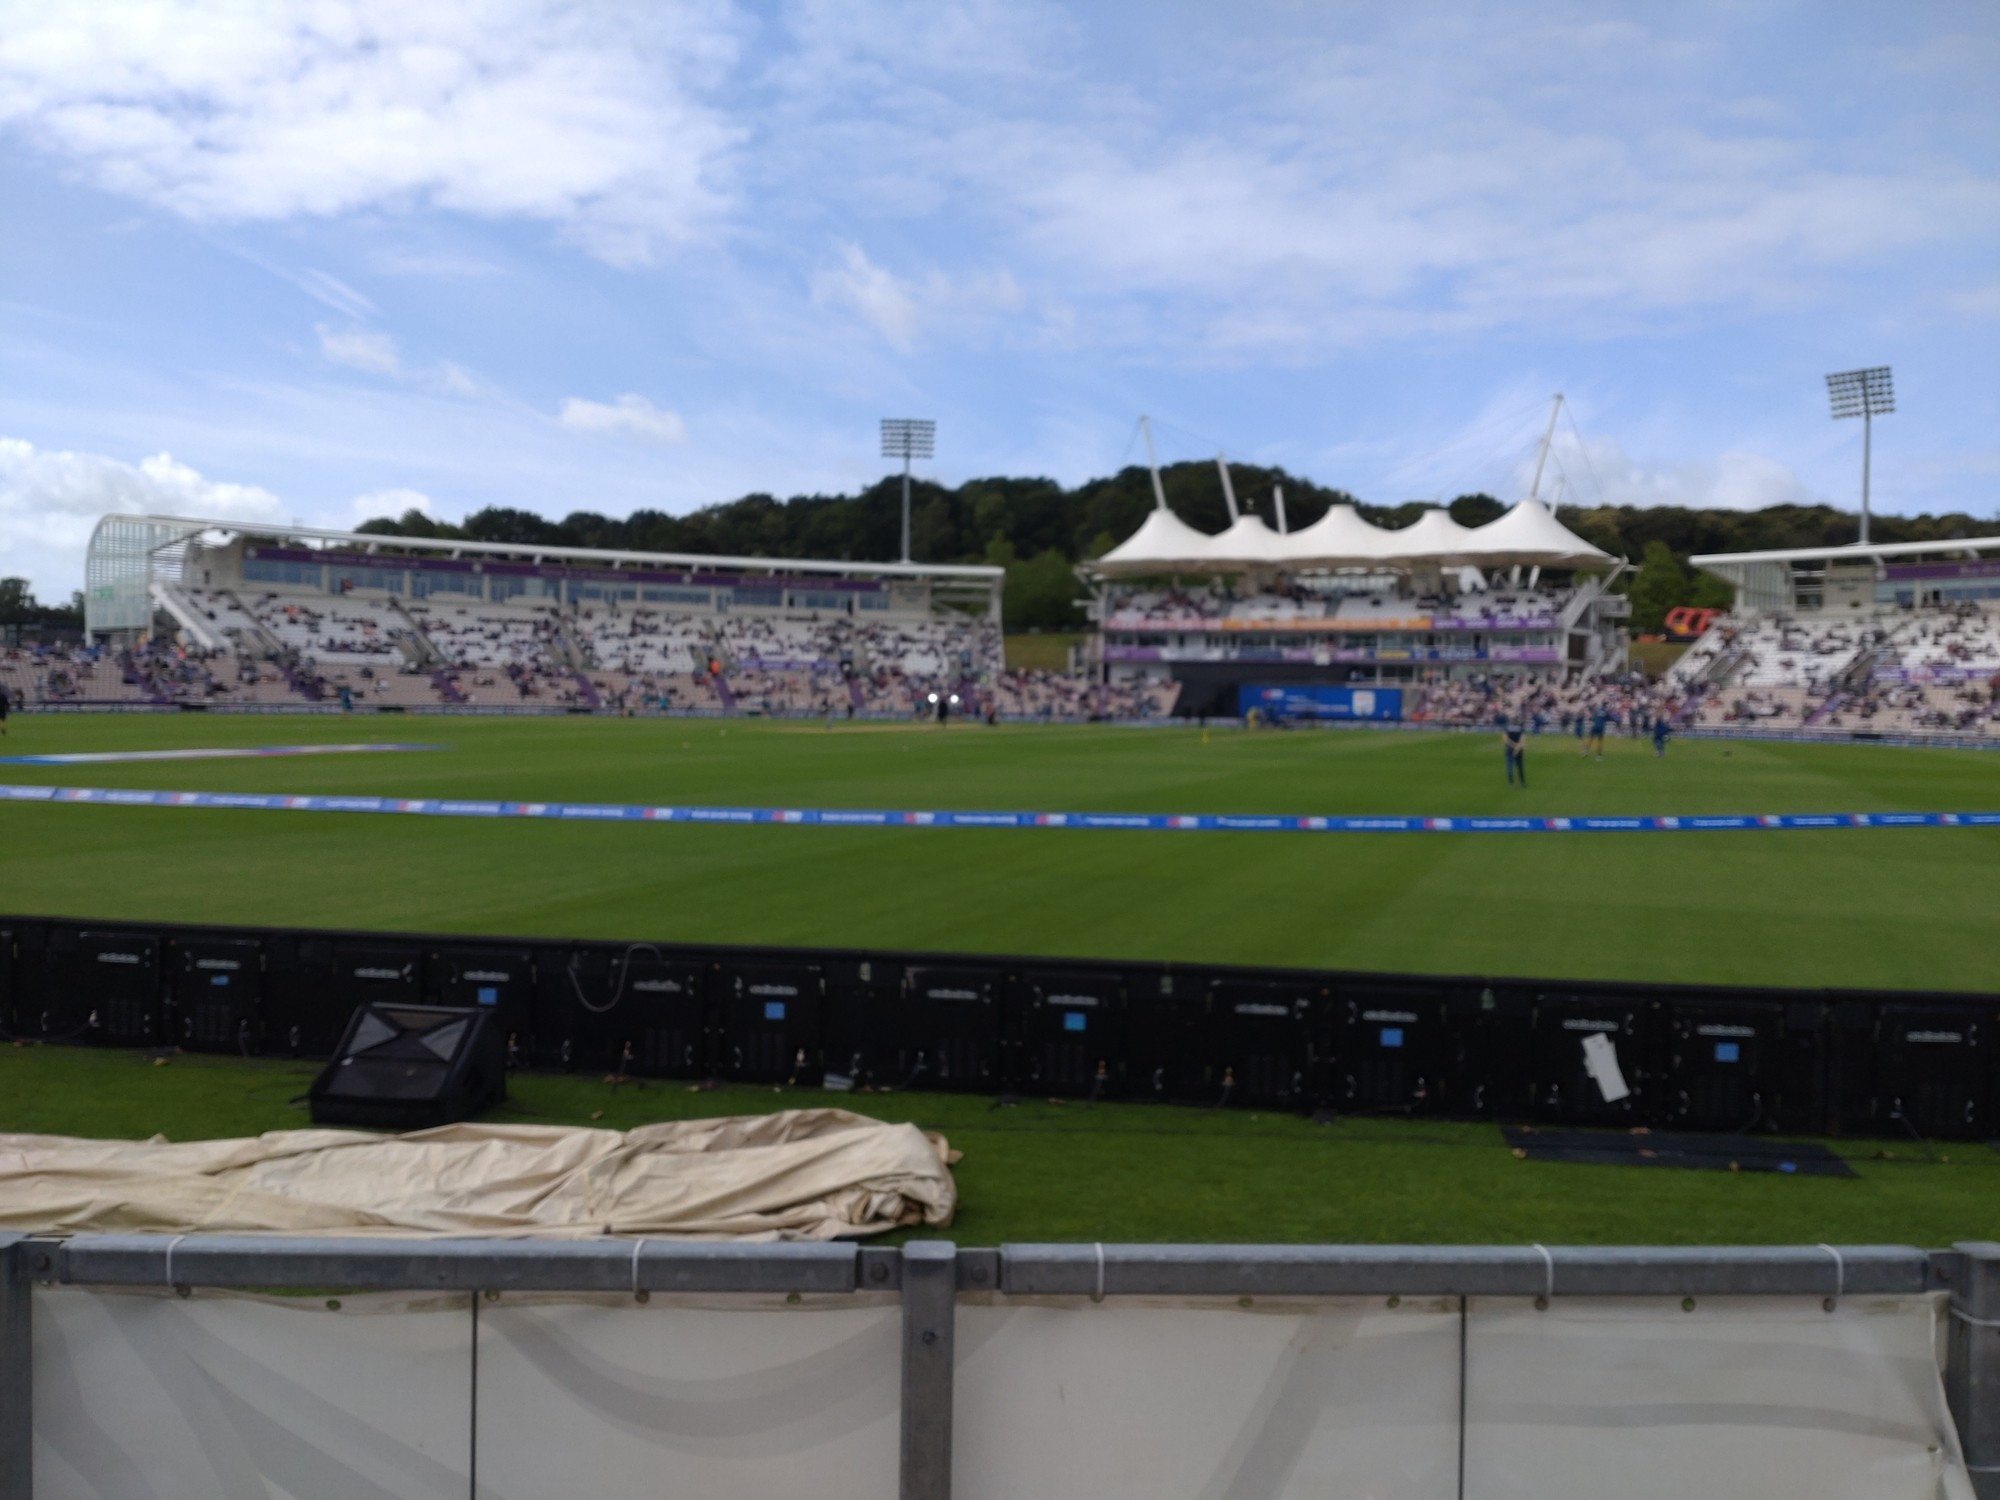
[1825,366,1894,545]
[880,418,936,563]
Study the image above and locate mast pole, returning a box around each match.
[1139,416,1168,512]
[1273,484,1289,534]
[1528,392,1564,503]
[1216,454,1240,523]
[1860,408,1872,545]
[900,449,912,564]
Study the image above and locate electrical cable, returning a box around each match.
[1561,402,1612,510]
[567,943,668,1016]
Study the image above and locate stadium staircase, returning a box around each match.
[148,581,226,651]
[554,619,590,672]
[847,676,866,713]
[223,591,287,659]
[1837,644,1885,693]
[1583,636,1626,679]
[1558,575,1604,632]
[386,600,445,668]
[569,671,602,709]
[430,670,467,704]
[1701,645,1748,687]
[711,673,738,712]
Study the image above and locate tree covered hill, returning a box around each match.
[357,462,1998,631]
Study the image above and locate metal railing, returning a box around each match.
[4,1234,1999,1498]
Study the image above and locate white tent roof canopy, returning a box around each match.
[1206,513,1291,566]
[1093,506,1230,574]
[1281,503,1392,566]
[1460,497,1618,570]
[1089,497,1616,577]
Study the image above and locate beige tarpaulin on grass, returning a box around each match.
[0,1108,957,1240]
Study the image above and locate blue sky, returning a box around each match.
[2,0,1996,597]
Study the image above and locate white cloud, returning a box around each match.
[0,435,287,597]
[810,241,1024,353]
[367,248,505,278]
[435,362,481,397]
[316,324,401,376]
[1530,433,1816,515]
[5,1,1992,357]
[558,394,688,444]
[292,267,375,319]
[0,0,745,265]
[759,6,2000,356]
[811,243,920,352]
[350,486,433,523]
[1950,283,2000,318]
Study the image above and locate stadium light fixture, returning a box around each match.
[1825,367,1893,545]
[881,418,937,564]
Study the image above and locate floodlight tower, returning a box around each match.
[881,418,936,564]
[1825,366,1894,545]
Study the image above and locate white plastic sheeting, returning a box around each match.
[32,1287,472,1500]
[953,1297,1462,1497]
[26,1287,1973,1498]
[1465,1296,1972,1500]
[478,1296,901,1498]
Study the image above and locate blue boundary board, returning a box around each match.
[0,744,439,766]
[2,783,1995,833]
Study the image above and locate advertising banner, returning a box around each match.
[1239,684,1403,721]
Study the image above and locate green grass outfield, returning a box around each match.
[3,1046,1995,1245]
[0,712,1997,989]
[3,713,1997,1244]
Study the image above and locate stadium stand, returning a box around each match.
[65,511,2000,736]
[81,515,1182,719]
[1666,603,2000,739]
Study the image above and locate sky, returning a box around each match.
[1,0,1997,598]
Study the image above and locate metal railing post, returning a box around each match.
[899,1241,956,1500]
[0,1234,29,1500]
[1950,1241,2000,1498]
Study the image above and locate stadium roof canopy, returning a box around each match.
[1688,535,2000,568]
[1690,532,2000,614]
[1088,496,1616,577]
[84,512,1002,635]
[1092,506,1228,573]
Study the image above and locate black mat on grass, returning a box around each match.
[1502,1127,1856,1178]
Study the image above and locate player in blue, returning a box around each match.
[1652,713,1671,757]
[1586,704,1609,760]
[1502,718,1527,785]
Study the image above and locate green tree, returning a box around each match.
[355,508,462,540]
[1626,540,1689,633]
[0,577,35,624]
[1004,548,1083,630]
[1689,571,1735,611]
[1449,493,1506,528]
[319,462,2000,587]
